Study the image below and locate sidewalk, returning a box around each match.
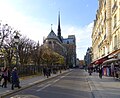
[85,71,120,98]
[0,70,70,97]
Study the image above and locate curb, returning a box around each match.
[85,71,103,98]
[84,72,96,98]
[0,70,70,98]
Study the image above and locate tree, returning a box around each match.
[41,45,65,66]
[0,24,15,67]
[0,23,12,48]
[18,37,36,65]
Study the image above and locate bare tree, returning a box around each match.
[0,23,12,48]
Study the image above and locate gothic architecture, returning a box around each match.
[43,13,76,68]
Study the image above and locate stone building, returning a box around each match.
[84,47,92,66]
[43,13,76,68]
[91,0,120,63]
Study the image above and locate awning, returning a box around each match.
[102,58,119,65]
[93,55,109,65]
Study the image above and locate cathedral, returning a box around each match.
[43,13,76,68]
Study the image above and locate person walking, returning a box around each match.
[43,67,46,76]
[11,67,21,90]
[2,67,8,88]
[0,67,4,87]
[99,67,103,79]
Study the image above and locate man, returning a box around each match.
[11,67,21,90]
[99,67,103,79]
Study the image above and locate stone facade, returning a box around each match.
[91,0,120,61]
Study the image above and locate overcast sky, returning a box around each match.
[0,0,98,60]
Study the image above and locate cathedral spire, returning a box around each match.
[57,11,62,42]
[51,24,53,31]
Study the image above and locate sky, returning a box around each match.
[0,0,98,60]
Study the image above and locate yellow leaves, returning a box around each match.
[41,46,65,65]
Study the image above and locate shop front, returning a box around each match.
[102,49,120,79]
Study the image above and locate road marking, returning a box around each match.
[53,79,60,83]
[29,83,34,85]
[28,80,40,85]
[37,84,45,87]
[36,84,51,92]
[60,76,65,78]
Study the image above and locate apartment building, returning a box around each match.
[91,0,120,62]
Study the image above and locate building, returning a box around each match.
[43,12,76,68]
[91,0,120,63]
[84,47,92,66]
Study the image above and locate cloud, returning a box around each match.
[0,0,93,60]
[60,22,93,59]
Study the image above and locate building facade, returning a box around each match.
[91,0,120,62]
[84,47,92,66]
[43,13,76,68]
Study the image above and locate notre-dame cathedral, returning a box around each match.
[43,12,76,68]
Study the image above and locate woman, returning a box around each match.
[2,67,8,88]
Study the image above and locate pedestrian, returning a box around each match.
[99,67,103,79]
[11,67,21,90]
[46,68,49,78]
[2,67,8,88]
[0,69,4,87]
[43,67,46,76]
[88,67,92,75]
[7,67,11,83]
[48,68,51,76]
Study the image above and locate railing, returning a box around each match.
[8,64,67,77]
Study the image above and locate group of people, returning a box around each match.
[88,66,103,79]
[0,66,21,90]
[43,67,51,78]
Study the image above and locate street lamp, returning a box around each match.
[14,33,19,66]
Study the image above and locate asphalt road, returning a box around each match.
[5,69,93,98]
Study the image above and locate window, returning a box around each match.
[104,0,106,6]
[113,15,117,28]
[48,41,52,44]
[103,47,105,55]
[114,35,117,50]
[119,8,120,20]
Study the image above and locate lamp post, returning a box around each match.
[14,33,19,66]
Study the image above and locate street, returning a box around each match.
[5,69,93,98]
[4,69,120,98]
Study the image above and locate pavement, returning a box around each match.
[0,69,70,98]
[85,71,120,98]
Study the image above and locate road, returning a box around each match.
[5,69,93,98]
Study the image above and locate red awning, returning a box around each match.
[93,55,109,65]
[94,58,107,64]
